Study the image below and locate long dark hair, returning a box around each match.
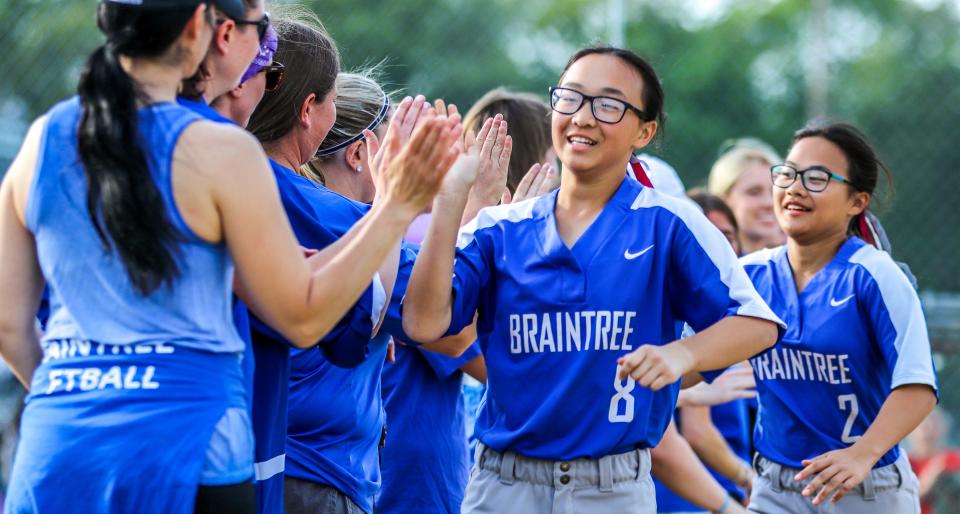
[248,10,340,145]
[791,120,894,241]
[77,2,203,294]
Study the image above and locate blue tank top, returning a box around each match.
[25,97,244,353]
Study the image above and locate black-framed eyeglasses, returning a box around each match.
[261,61,284,92]
[234,11,271,42]
[770,164,855,193]
[548,86,645,124]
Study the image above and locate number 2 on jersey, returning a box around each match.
[838,394,861,443]
[609,366,635,423]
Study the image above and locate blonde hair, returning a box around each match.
[707,138,781,199]
[300,67,392,185]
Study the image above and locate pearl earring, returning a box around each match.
[355,165,363,174]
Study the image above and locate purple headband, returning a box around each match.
[240,24,278,84]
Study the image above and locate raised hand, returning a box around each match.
[464,114,512,208]
[504,162,559,204]
[367,95,430,195]
[679,366,756,407]
[379,108,462,219]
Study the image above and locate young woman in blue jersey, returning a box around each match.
[300,70,488,514]
[0,1,459,512]
[742,121,937,512]
[403,46,783,514]
[244,16,487,514]
[245,17,384,513]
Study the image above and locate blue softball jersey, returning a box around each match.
[443,176,783,461]
[742,238,938,469]
[653,400,752,512]
[285,239,415,514]
[248,159,388,513]
[377,341,482,514]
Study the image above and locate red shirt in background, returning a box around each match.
[910,450,960,514]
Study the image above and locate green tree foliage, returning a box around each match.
[0,0,99,116]
[1,0,957,289]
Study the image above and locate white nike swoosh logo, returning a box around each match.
[830,294,855,307]
[624,244,655,260]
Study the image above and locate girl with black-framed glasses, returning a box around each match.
[402,45,783,514]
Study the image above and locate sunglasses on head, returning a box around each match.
[261,61,284,92]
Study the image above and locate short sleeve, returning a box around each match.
[445,221,494,337]
[248,279,376,368]
[420,341,483,380]
[318,277,380,368]
[382,243,419,345]
[666,206,784,333]
[853,251,938,394]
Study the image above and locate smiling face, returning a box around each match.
[775,136,870,244]
[551,53,656,180]
[726,161,783,250]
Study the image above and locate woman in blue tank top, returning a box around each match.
[244,15,489,513]
[0,1,460,513]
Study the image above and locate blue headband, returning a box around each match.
[315,94,391,157]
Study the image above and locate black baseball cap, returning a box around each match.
[103,0,246,21]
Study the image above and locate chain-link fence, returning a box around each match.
[1,0,958,490]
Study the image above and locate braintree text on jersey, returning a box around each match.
[509,311,638,354]
[750,346,852,385]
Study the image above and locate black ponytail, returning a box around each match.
[77,3,200,295]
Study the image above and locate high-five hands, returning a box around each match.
[462,114,512,207]
[374,96,462,219]
[365,95,433,200]
[503,161,559,204]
